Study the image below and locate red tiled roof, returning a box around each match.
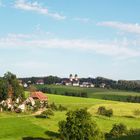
[31,91,48,101]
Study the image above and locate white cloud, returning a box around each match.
[73,17,90,23]
[98,21,140,34]
[0,33,140,59]
[14,0,66,20]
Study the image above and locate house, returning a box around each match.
[36,79,44,85]
[72,79,79,87]
[73,82,79,86]
[18,96,36,112]
[25,97,35,106]
[23,83,28,88]
[100,83,106,88]
[31,91,48,108]
[62,79,72,86]
[80,82,95,88]
[18,104,25,112]
[55,83,62,85]
[90,84,95,88]
[31,91,48,101]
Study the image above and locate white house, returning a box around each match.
[100,83,106,88]
[80,82,95,88]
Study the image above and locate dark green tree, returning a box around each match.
[3,72,24,100]
[0,78,8,101]
[109,123,127,138]
[59,108,104,140]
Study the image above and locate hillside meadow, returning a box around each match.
[0,94,140,139]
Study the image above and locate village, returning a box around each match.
[22,74,106,88]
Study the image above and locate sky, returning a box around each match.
[0,0,140,80]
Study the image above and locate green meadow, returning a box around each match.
[0,93,140,140]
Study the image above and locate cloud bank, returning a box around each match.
[0,33,140,59]
[14,0,66,20]
[98,21,140,34]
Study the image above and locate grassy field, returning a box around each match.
[0,94,140,140]
[48,94,140,131]
[36,85,140,102]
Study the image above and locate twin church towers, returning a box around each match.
[69,74,78,82]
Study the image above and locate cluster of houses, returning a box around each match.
[60,74,106,88]
[0,91,48,112]
[62,74,95,88]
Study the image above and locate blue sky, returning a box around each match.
[0,0,140,80]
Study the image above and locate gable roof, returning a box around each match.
[31,91,48,101]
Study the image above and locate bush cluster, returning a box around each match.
[97,106,113,117]
[36,108,54,118]
[107,123,127,138]
[35,102,67,119]
[64,91,88,98]
[48,102,67,111]
[133,109,140,116]
[126,96,140,103]
[106,123,140,139]
[127,128,140,136]
[58,104,67,111]
[49,102,58,111]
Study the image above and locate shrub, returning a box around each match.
[59,108,105,140]
[33,100,41,111]
[133,109,140,116]
[109,123,127,138]
[97,106,106,115]
[49,102,58,111]
[97,106,113,117]
[36,108,54,118]
[105,109,113,117]
[127,128,140,136]
[58,105,67,111]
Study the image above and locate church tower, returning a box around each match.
[69,74,73,82]
[75,74,78,81]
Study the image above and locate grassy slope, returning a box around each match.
[0,94,140,139]
[48,94,140,132]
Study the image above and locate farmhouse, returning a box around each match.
[31,91,48,101]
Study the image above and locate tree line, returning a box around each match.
[36,86,88,98]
